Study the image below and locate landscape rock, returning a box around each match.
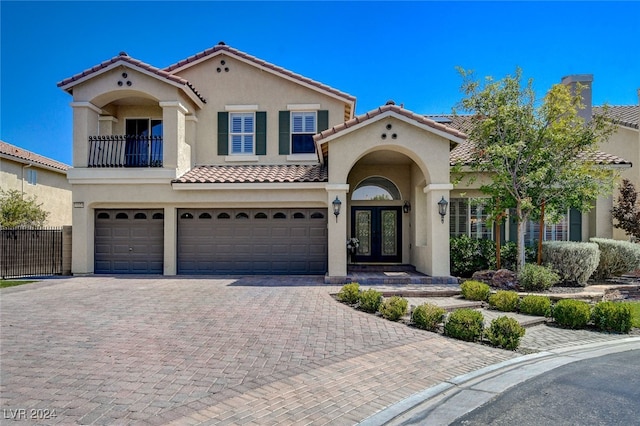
[471,269,520,291]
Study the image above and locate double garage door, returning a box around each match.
[177,208,327,275]
[94,208,327,275]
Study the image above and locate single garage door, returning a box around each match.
[95,209,164,274]
[178,208,327,274]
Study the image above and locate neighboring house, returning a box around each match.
[58,43,632,279]
[0,140,72,226]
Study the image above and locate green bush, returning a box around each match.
[518,263,560,292]
[411,303,446,331]
[519,295,552,317]
[379,296,409,321]
[591,301,632,333]
[552,299,592,329]
[500,241,537,272]
[450,235,496,277]
[460,280,491,301]
[358,288,383,313]
[444,309,484,342]
[486,316,526,350]
[336,283,360,304]
[488,290,520,312]
[590,238,640,280]
[542,242,600,286]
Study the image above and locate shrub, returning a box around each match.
[358,288,383,313]
[518,263,560,292]
[411,303,446,331]
[450,235,496,277]
[542,241,600,286]
[590,238,640,280]
[552,299,592,329]
[444,309,484,342]
[519,295,552,317]
[336,283,360,304]
[488,290,520,312]
[379,296,409,321]
[486,316,526,350]
[460,280,491,301]
[591,301,632,333]
[500,241,536,272]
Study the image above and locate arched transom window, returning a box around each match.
[351,177,401,201]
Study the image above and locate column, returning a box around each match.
[70,102,101,168]
[160,101,188,173]
[424,183,453,276]
[163,207,177,276]
[326,184,349,279]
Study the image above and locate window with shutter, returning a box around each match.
[291,111,316,154]
[229,112,254,154]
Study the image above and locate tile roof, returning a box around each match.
[164,42,356,104]
[593,105,639,129]
[57,52,206,103]
[0,140,70,172]
[173,164,328,184]
[314,103,467,143]
[424,114,476,134]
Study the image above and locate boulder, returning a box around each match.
[471,270,495,285]
[471,269,520,291]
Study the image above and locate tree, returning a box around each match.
[455,68,617,271]
[612,179,640,240]
[0,189,49,228]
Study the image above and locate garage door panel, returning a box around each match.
[178,208,327,275]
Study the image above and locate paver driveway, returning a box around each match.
[0,277,516,425]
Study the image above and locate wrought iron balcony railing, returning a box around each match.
[88,135,163,167]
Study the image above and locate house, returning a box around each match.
[58,43,633,279]
[0,140,72,226]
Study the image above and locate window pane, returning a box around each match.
[292,134,315,154]
[292,114,304,132]
[304,113,315,132]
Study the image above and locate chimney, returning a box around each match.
[561,74,593,123]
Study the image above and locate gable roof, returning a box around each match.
[593,105,639,129]
[57,52,206,104]
[173,164,327,184]
[164,42,356,107]
[0,140,70,172]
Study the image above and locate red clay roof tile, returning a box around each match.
[173,164,327,184]
[0,141,70,172]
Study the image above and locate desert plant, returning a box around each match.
[411,303,446,331]
[379,296,409,321]
[444,309,484,342]
[488,290,520,312]
[590,238,640,280]
[336,283,360,304]
[591,301,632,333]
[358,288,383,313]
[518,263,560,292]
[519,295,552,317]
[611,178,640,240]
[486,316,526,350]
[552,299,591,329]
[460,280,491,301]
[542,241,600,286]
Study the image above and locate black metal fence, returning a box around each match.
[88,135,163,167]
[1,228,63,279]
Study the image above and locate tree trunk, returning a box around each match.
[516,203,527,272]
[537,199,545,265]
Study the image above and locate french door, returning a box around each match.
[351,207,402,263]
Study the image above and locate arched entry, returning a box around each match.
[350,177,402,263]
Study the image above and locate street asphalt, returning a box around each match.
[1,276,638,425]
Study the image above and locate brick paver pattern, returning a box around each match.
[1,277,517,425]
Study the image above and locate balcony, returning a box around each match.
[88,135,163,167]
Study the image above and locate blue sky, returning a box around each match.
[1,1,639,165]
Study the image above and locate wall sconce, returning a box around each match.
[438,196,448,223]
[403,201,411,213]
[332,196,342,222]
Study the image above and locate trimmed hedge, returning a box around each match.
[488,290,519,312]
[336,283,360,304]
[444,309,484,342]
[542,241,600,286]
[518,263,560,292]
[592,301,632,333]
[519,295,552,317]
[411,303,446,331]
[460,280,491,301]
[486,316,526,350]
[379,296,409,321]
[590,238,640,280]
[358,288,383,313]
[552,299,591,329]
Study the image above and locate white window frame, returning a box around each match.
[449,198,493,240]
[26,169,37,186]
[290,111,317,155]
[229,112,255,155]
[524,211,569,245]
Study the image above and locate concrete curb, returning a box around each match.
[359,337,640,426]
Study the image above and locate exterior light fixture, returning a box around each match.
[438,196,448,223]
[403,201,411,213]
[332,196,342,222]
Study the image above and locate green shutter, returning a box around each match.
[569,208,582,241]
[217,111,229,156]
[317,110,329,132]
[256,111,267,155]
[279,111,290,155]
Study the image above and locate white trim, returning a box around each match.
[70,102,102,114]
[172,182,327,191]
[98,116,118,123]
[423,183,454,193]
[225,104,259,112]
[286,154,318,162]
[159,101,189,114]
[224,155,259,162]
[287,103,321,111]
[326,184,350,192]
[67,168,176,184]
